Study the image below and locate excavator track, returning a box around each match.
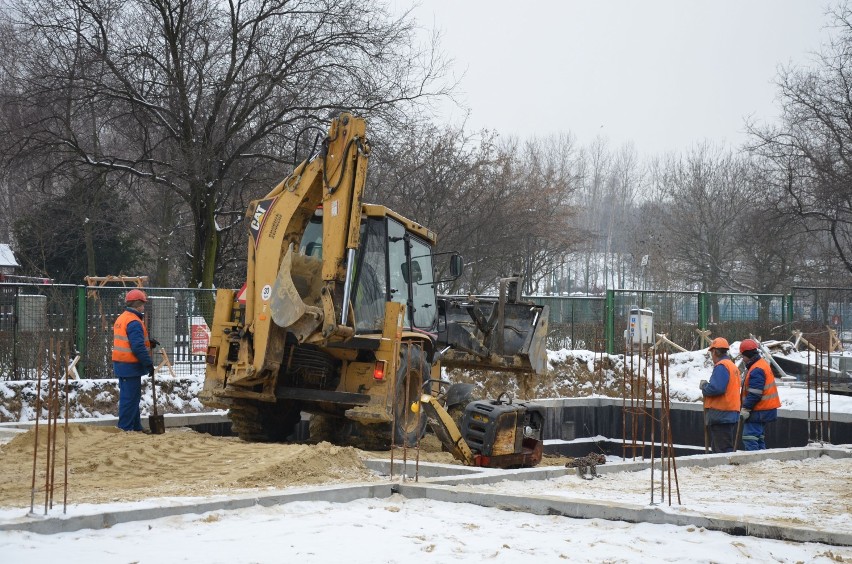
[229,399,302,442]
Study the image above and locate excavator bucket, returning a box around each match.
[270,244,324,342]
[436,295,549,375]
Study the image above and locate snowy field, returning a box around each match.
[3,495,852,563]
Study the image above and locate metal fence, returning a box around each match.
[0,283,848,381]
[527,295,605,351]
[0,283,215,381]
[610,290,700,351]
[790,287,852,350]
[0,284,77,380]
[532,289,825,354]
[703,292,788,346]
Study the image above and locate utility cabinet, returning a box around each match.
[625,307,654,349]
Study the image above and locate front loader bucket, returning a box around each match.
[436,296,549,375]
[271,244,324,341]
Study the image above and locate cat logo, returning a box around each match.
[249,197,277,249]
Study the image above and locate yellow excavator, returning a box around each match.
[200,113,548,465]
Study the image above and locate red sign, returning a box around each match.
[191,322,210,355]
[236,283,247,304]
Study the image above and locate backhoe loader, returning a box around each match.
[200,113,548,455]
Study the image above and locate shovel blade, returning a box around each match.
[270,243,324,340]
[148,415,165,435]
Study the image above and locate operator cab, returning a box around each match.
[354,214,437,334]
[299,205,439,335]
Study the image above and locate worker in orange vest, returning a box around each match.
[113,289,158,432]
[699,337,741,453]
[738,339,781,450]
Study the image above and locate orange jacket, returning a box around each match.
[743,358,781,411]
[704,358,741,411]
[112,310,150,364]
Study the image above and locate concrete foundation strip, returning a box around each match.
[394,483,852,547]
[0,484,392,535]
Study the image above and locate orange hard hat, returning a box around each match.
[739,338,759,353]
[125,289,148,303]
[709,337,729,350]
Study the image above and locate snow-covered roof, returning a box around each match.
[0,244,18,268]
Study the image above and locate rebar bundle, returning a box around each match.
[29,338,72,515]
[622,342,681,506]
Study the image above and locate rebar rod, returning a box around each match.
[827,352,832,444]
[402,343,410,481]
[43,337,54,514]
[29,342,44,514]
[641,350,649,460]
[63,342,70,513]
[806,347,812,442]
[649,350,656,505]
[622,340,628,460]
[49,341,60,510]
[665,353,681,505]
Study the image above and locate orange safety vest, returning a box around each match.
[112,310,150,363]
[743,358,781,411]
[704,358,741,411]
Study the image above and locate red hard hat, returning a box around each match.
[125,289,148,303]
[740,338,759,353]
[709,337,729,350]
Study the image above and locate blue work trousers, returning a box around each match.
[742,420,768,450]
[117,376,143,431]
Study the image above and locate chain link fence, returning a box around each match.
[0,283,848,381]
[790,287,852,351]
[0,283,216,381]
[0,284,77,380]
[527,295,605,351]
[704,292,788,346]
[610,290,700,352]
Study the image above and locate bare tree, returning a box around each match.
[4,0,450,287]
[747,2,852,277]
[368,120,503,292]
[654,144,748,293]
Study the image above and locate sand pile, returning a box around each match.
[0,424,378,508]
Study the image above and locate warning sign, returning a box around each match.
[190,318,210,355]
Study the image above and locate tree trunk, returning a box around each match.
[84,219,96,277]
[190,194,219,289]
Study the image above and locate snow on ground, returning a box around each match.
[3,495,852,563]
[471,454,852,532]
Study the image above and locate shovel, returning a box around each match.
[148,367,166,435]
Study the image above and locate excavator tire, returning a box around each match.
[229,399,302,442]
[308,414,348,444]
[393,344,430,448]
[310,414,391,450]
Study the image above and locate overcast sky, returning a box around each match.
[400,0,833,156]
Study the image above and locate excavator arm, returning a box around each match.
[223,113,370,386]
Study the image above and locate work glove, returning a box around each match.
[149,338,160,349]
[699,379,708,392]
[740,408,751,420]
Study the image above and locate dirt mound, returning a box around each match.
[446,351,631,400]
[0,425,378,508]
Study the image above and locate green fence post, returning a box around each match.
[786,293,793,326]
[76,286,87,378]
[605,290,615,354]
[698,292,708,331]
